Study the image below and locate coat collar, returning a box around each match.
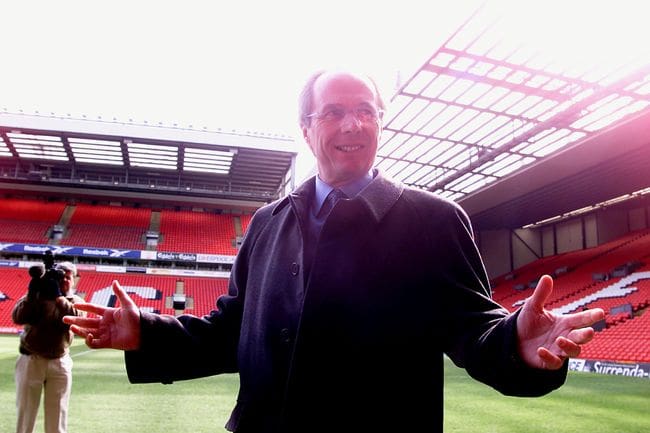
[271,170,404,224]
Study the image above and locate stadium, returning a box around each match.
[1,2,649,432]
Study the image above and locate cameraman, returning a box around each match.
[11,260,83,433]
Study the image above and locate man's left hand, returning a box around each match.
[517,274,605,370]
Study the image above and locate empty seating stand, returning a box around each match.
[240,214,253,233]
[490,229,650,363]
[0,268,229,332]
[0,198,66,244]
[74,272,229,317]
[63,204,152,249]
[159,209,238,255]
[0,268,33,331]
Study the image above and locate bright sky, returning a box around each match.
[2,0,648,180]
[1,0,483,178]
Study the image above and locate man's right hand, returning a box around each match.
[63,280,141,351]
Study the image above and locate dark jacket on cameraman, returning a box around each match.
[12,293,80,359]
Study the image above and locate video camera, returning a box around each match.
[28,250,66,300]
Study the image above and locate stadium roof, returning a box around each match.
[377,2,650,230]
[0,113,297,211]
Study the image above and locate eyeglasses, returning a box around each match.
[306,105,384,124]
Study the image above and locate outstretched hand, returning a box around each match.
[516,274,605,370]
[63,280,141,351]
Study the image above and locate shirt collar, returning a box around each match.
[313,170,374,215]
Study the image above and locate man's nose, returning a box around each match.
[340,110,362,132]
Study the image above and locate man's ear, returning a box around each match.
[302,126,315,155]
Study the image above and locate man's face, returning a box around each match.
[302,72,382,187]
[60,271,74,295]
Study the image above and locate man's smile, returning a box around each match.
[335,144,364,152]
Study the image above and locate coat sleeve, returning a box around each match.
[124,293,243,384]
[419,197,566,396]
[124,207,271,384]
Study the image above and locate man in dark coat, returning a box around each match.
[65,70,605,433]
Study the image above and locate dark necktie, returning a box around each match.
[317,188,347,219]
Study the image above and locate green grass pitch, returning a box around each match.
[1,334,648,432]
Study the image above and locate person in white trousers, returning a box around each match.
[12,260,82,433]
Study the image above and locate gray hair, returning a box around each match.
[298,70,386,128]
[56,261,78,277]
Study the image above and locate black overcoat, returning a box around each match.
[126,171,566,433]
